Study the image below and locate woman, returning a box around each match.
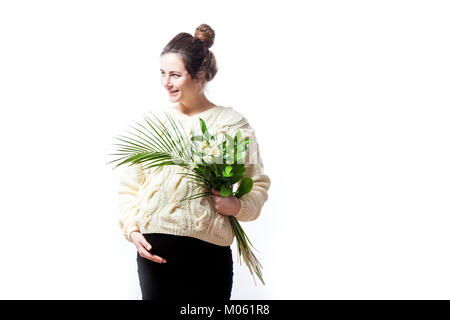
[118,24,271,300]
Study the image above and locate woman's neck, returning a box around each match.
[175,95,216,116]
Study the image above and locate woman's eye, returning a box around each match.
[160,73,179,78]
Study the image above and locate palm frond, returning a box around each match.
[177,191,212,203]
[129,122,168,153]
[145,112,190,162]
[141,115,176,155]
[164,113,191,161]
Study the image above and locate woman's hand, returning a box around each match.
[130,231,167,264]
[211,188,241,216]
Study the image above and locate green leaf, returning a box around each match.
[236,152,246,164]
[237,141,247,152]
[230,165,246,184]
[199,118,210,140]
[235,177,254,198]
[222,165,233,177]
[200,118,207,134]
[194,166,207,175]
[220,184,233,197]
[235,130,242,143]
[225,133,234,145]
[191,135,205,142]
[230,172,245,184]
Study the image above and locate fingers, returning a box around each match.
[136,237,167,264]
[140,236,152,251]
[138,248,167,264]
[131,232,167,263]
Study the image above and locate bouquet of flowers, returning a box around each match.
[108,111,265,286]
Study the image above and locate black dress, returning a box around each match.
[136,233,234,300]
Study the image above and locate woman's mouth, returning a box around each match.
[168,90,179,95]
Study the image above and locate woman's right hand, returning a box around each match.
[130,231,167,264]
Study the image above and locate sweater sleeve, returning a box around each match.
[231,120,271,222]
[118,162,145,242]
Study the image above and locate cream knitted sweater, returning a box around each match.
[118,105,271,247]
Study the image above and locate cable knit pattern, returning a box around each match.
[117,105,271,246]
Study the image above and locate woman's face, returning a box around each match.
[160,52,204,103]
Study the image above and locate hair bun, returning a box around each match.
[194,24,215,49]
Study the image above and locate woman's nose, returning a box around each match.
[163,76,171,88]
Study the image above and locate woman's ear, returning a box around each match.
[198,70,207,85]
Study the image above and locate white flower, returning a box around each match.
[211,145,221,157]
[193,154,202,164]
[203,155,213,164]
[209,139,220,149]
[203,147,213,156]
[200,140,208,150]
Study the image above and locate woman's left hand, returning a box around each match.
[211,188,241,216]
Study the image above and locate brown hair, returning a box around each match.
[160,24,218,83]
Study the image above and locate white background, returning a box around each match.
[0,0,449,299]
